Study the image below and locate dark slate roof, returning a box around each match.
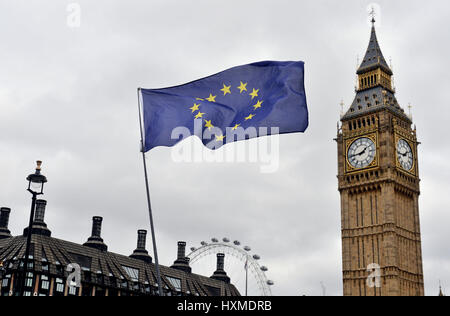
[341,86,411,122]
[0,235,240,296]
[357,25,392,75]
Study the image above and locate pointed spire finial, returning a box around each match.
[369,6,376,25]
[439,280,444,296]
[340,99,345,117]
[408,103,412,118]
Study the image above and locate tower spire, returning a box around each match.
[439,280,445,296]
[357,21,392,76]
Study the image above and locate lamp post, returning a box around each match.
[21,161,47,296]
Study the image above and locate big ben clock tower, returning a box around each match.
[336,18,425,296]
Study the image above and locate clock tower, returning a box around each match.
[336,19,425,296]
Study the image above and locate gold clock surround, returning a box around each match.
[344,133,379,174]
[394,133,416,176]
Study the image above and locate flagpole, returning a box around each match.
[137,88,163,296]
[245,256,248,296]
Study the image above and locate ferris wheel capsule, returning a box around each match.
[252,255,260,260]
[233,240,241,246]
[267,280,274,286]
[223,238,230,243]
[190,247,196,252]
[211,238,218,243]
[260,266,268,271]
[243,246,251,252]
[200,241,208,246]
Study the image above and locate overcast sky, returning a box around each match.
[1,0,449,296]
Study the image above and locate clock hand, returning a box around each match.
[397,150,408,157]
[357,146,368,156]
[350,146,368,158]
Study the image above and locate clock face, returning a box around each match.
[347,137,376,169]
[397,139,414,171]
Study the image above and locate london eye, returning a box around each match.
[187,238,273,296]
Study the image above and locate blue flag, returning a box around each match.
[140,61,308,152]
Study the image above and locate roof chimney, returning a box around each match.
[211,253,230,283]
[22,200,51,237]
[83,216,108,251]
[171,241,191,273]
[0,208,12,239]
[129,230,152,263]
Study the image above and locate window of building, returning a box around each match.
[68,285,78,296]
[122,266,139,282]
[1,274,11,296]
[40,275,50,291]
[144,282,151,295]
[166,276,182,292]
[25,272,34,288]
[68,252,92,270]
[55,261,63,275]
[1,275,10,288]
[54,278,65,296]
[205,285,221,296]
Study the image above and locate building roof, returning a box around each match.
[357,23,392,76]
[341,86,410,122]
[0,233,239,296]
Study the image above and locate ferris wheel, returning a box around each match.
[187,237,274,296]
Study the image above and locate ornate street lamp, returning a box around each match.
[26,161,47,195]
[21,161,47,296]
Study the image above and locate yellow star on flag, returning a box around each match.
[195,112,205,119]
[220,84,231,96]
[253,100,263,110]
[190,103,200,113]
[231,123,240,130]
[237,81,248,94]
[204,120,214,130]
[216,134,226,141]
[249,89,259,100]
[206,94,216,102]
[245,114,255,121]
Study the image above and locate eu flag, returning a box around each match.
[140,61,308,152]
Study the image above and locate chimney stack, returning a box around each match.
[171,241,191,273]
[22,200,51,237]
[91,216,103,237]
[83,216,108,251]
[129,230,152,263]
[34,199,47,223]
[0,207,12,239]
[211,253,230,283]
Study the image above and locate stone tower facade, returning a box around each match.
[336,20,424,296]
